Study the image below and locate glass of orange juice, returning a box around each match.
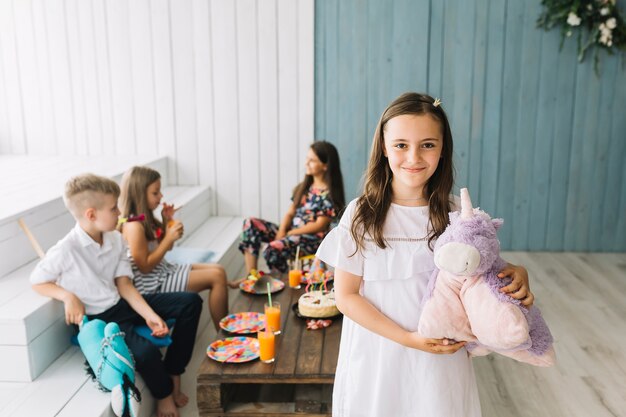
[257,328,275,363]
[264,302,281,335]
[288,269,302,289]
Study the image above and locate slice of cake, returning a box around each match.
[298,290,339,318]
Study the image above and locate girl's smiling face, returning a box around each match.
[383,114,443,199]
[146,179,163,211]
[304,147,327,177]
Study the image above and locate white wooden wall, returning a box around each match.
[0,0,314,221]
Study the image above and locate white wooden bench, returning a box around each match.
[0,156,245,416]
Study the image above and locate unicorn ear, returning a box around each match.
[492,218,504,230]
[460,188,474,219]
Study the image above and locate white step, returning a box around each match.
[0,155,169,278]
[0,215,244,417]
[0,185,212,382]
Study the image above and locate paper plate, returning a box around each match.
[207,337,260,363]
[219,312,266,334]
[239,277,285,294]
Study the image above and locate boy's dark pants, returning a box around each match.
[88,292,202,399]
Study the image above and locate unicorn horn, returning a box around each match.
[460,188,474,219]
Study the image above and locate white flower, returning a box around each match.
[599,31,613,46]
[587,4,593,11]
[566,30,573,37]
[600,7,610,16]
[567,12,582,26]
[606,17,617,30]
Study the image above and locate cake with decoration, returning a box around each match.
[298,290,339,318]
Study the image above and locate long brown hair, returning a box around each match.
[351,92,454,251]
[118,166,163,241]
[292,141,346,214]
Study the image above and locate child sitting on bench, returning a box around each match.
[30,173,201,417]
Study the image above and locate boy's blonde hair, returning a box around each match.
[64,173,120,218]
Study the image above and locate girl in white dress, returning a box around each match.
[316,92,535,417]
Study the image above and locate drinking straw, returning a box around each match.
[267,283,272,307]
[295,245,300,270]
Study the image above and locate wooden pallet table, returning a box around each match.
[197,276,341,416]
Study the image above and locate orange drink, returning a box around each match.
[257,329,275,363]
[264,302,281,335]
[289,270,302,289]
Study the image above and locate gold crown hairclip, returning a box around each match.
[433,98,442,107]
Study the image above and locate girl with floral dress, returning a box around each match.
[235,141,345,277]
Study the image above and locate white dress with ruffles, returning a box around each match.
[316,199,482,417]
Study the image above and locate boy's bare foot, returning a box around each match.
[173,391,189,407]
[171,374,189,408]
[156,395,179,417]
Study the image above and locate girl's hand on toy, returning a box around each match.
[62,292,85,325]
[408,332,466,355]
[146,315,169,337]
[498,263,534,307]
[161,202,181,222]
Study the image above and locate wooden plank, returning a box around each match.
[257,0,280,222]
[467,0,488,200]
[76,0,103,156]
[604,61,626,251]
[236,0,261,218]
[478,0,506,214]
[277,0,299,217]
[91,0,115,157]
[511,0,542,250]
[319,316,341,376]
[171,0,199,185]
[313,0,326,142]
[426,0,444,97]
[446,0,474,192]
[337,0,368,202]
[106,0,136,155]
[11,0,44,155]
[297,0,315,166]
[528,28,558,250]
[544,38,578,250]
[588,59,617,251]
[210,0,240,213]
[494,0,525,248]
[151,0,178,183]
[0,0,26,153]
[129,0,158,157]
[192,0,217,214]
[272,287,303,378]
[64,0,88,156]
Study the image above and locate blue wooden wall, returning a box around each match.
[314,0,626,252]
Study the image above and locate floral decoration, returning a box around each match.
[537,0,625,73]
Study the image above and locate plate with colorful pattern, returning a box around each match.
[239,277,285,294]
[219,312,266,334]
[207,337,260,363]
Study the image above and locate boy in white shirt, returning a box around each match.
[31,174,201,417]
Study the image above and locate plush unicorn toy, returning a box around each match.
[78,318,141,417]
[417,188,556,367]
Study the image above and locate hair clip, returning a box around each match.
[433,98,442,108]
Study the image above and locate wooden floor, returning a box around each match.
[177,252,626,417]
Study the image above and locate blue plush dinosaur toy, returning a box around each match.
[77,317,141,417]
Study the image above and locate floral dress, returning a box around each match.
[238,186,337,272]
